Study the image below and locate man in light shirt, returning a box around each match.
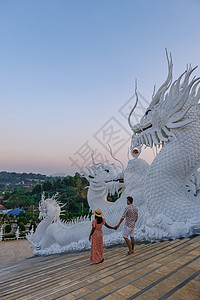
[115,196,138,255]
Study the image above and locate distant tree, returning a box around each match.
[3,191,11,200]
[18,222,25,231]
[2,214,8,222]
[8,214,14,221]
[32,184,42,194]
[42,181,52,191]
[17,216,28,225]
[63,176,76,187]
[6,190,33,209]
[1,171,90,222]
[5,224,11,233]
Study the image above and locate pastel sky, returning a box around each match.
[1,0,200,176]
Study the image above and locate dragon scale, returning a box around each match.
[145,111,200,220]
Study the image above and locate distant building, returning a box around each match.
[29,205,38,211]
[0,204,6,210]
[0,204,6,216]
[7,208,25,216]
[1,209,12,214]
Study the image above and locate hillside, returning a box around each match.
[0,172,90,221]
[0,171,49,186]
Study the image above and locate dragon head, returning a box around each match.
[129,50,200,150]
[39,192,61,222]
[83,152,124,197]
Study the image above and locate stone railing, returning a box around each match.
[0,226,34,241]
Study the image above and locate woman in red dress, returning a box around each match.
[89,208,115,264]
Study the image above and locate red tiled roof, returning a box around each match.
[0,204,6,210]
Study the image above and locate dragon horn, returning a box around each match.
[151,48,173,106]
[91,151,103,167]
[127,147,131,161]
[128,79,139,128]
[105,156,110,165]
[108,144,124,172]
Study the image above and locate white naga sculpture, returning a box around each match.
[129,51,200,240]
[27,160,128,254]
[27,192,91,253]
[84,151,149,231]
[27,52,200,255]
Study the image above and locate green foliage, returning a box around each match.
[26,210,39,221]
[18,222,25,231]
[32,184,42,194]
[19,232,26,237]
[4,233,15,239]
[5,224,11,233]
[3,191,10,200]
[17,216,28,225]
[42,181,52,191]
[0,171,48,185]
[107,193,119,202]
[37,174,90,221]
[6,190,33,209]
[8,214,14,219]
[2,214,8,223]
[0,172,90,223]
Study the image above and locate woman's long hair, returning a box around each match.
[95,215,103,224]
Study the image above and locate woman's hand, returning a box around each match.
[89,227,95,241]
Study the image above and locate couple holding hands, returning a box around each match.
[89,196,138,264]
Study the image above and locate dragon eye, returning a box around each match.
[105,169,109,173]
[145,109,151,115]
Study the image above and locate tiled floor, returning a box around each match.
[0,235,199,299]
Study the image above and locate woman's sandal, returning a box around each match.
[97,259,104,264]
[126,250,134,256]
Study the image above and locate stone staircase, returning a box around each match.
[0,235,199,299]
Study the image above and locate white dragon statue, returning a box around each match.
[26,158,129,254]
[129,50,200,240]
[27,193,90,253]
[27,51,200,255]
[84,150,149,230]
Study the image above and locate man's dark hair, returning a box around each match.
[127,196,133,204]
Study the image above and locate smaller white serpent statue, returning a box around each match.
[26,159,128,254]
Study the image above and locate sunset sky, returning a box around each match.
[1,0,200,176]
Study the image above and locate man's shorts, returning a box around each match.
[122,225,135,238]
